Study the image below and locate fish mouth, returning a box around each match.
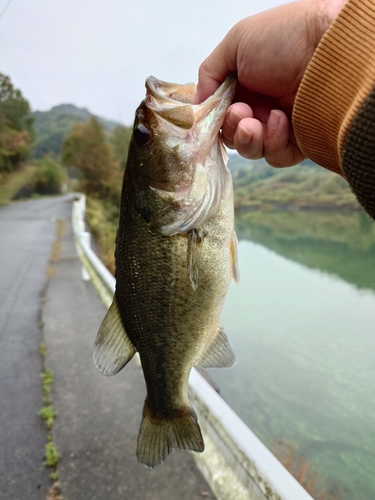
[145,75,236,136]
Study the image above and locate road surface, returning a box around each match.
[0,196,214,500]
[0,196,70,499]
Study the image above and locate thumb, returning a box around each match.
[194,62,224,104]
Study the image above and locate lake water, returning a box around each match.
[209,210,375,500]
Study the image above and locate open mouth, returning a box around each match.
[145,75,236,131]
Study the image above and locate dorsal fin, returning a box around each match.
[93,295,136,376]
[196,325,236,368]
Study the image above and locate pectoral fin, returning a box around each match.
[230,231,240,284]
[93,295,136,376]
[197,325,236,368]
[187,228,206,291]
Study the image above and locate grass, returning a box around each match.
[44,438,61,467]
[49,471,58,481]
[41,368,54,401]
[85,197,118,274]
[38,232,63,490]
[0,165,36,205]
[41,368,54,390]
[38,405,56,430]
[39,365,61,480]
[39,342,47,356]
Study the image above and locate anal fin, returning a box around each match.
[197,325,236,368]
[93,294,136,376]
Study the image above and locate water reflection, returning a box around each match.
[208,210,375,500]
[235,210,375,292]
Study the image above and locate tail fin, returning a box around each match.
[137,402,204,468]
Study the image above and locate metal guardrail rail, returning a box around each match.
[72,193,314,500]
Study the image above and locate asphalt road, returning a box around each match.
[0,196,72,499]
[0,196,213,500]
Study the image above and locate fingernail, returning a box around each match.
[267,110,280,130]
[238,125,252,145]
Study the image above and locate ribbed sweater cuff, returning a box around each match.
[292,0,375,175]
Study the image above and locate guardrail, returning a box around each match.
[72,193,313,500]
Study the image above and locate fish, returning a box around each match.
[93,74,239,469]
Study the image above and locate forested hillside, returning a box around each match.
[227,155,360,211]
[32,104,122,159]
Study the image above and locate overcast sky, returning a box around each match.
[0,0,288,125]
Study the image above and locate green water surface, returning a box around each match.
[210,210,375,500]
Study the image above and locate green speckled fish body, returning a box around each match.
[93,75,239,468]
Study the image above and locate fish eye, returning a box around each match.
[134,124,151,146]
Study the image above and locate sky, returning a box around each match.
[0,0,288,126]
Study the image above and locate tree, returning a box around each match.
[110,125,132,171]
[32,157,65,195]
[0,73,34,173]
[62,117,114,199]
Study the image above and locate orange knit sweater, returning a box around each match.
[293,0,375,176]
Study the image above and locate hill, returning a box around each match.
[32,104,122,159]
[227,155,361,211]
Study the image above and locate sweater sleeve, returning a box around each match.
[292,0,375,173]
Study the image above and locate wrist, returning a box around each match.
[320,0,348,23]
[305,0,348,48]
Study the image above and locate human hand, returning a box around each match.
[195,0,347,167]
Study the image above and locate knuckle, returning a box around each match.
[198,60,209,79]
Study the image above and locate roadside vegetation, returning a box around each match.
[0,73,68,203]
[0,164,36,205]
[0,73,34,174]
[61,117,131,273]
[0,73,36,203]
[85,197,118,274]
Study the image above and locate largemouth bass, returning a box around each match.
[93,74,239,468]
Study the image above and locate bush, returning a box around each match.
[33,157,65,194]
